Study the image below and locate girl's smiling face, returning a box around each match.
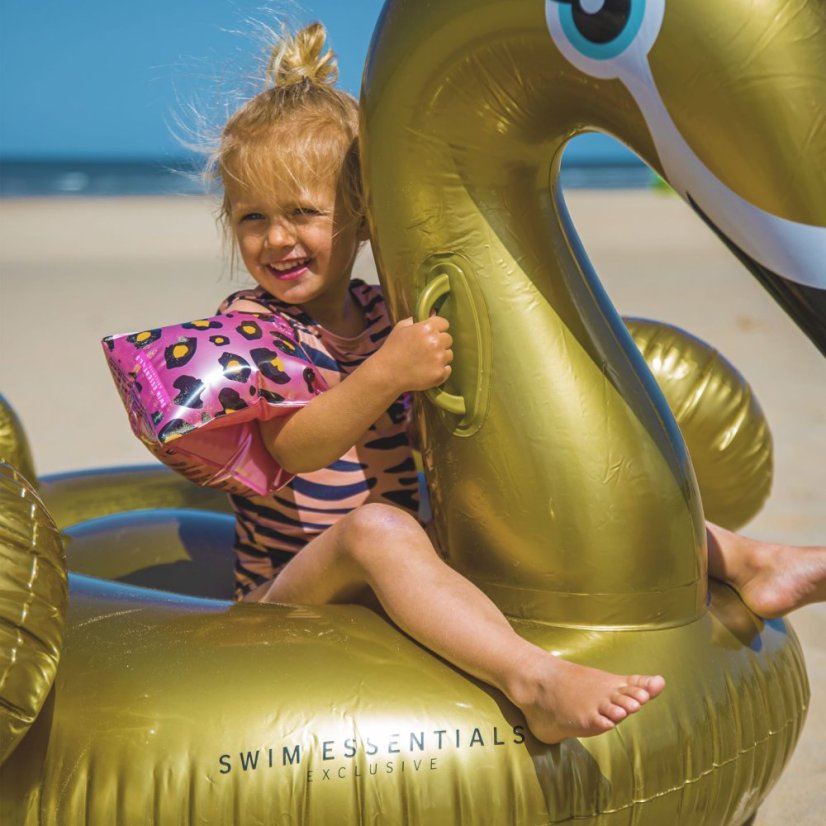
[228,178,367,323]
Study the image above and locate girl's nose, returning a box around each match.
[265,218,296,248]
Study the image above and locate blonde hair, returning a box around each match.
[208,22,363,234]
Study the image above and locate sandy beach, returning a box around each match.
[1,191,824,823]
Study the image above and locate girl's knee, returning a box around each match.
[340,504,425,565]
[344,503,420,540]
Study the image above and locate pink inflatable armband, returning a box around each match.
[102,311,327,496]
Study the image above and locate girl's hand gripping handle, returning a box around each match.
[372,315,454,396]
[414,274,466,415]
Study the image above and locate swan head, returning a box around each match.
[545,0,826,350]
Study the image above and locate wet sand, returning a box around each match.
[1,191,823,823]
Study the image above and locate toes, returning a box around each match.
[611,691,641,713]
[629,674,666,697]
[598,676,665,724]
[596,716,617,733]
[589,714,617,734]
[598,700,629,723]
[619,685,650,705]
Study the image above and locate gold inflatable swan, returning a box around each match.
[2,0,824,822]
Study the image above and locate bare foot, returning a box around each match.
[735,542,826,619]
[507,654,666,744]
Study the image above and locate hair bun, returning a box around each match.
[265,21,339,88]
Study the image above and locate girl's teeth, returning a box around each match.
[272,259,309,272]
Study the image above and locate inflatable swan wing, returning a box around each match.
[1,1,824,823]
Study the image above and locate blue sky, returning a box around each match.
[0,1,385,159]
[0,0,631,164]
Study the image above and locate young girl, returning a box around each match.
[204,22,825,745]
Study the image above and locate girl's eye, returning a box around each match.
[292,206,325,218]
[240,212,265,223]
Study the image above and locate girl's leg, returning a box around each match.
[246,503,664,744]
[706,523,826,618]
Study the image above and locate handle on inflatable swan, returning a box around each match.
[362,0,826,629]
[415,272,467,416]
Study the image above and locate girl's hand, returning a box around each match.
[260,316,452,474]
[374,317,454,394]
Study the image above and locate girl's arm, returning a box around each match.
[259,317,452,474]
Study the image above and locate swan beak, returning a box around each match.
[689,197,826,356]
[646,1,826,353]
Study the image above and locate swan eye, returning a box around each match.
[569,0,632,44]
[549,0,646,60]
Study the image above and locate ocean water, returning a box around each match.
[0,154,656,198]
[0,159,208,198]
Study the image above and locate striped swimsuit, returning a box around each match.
[218,280,420,600]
